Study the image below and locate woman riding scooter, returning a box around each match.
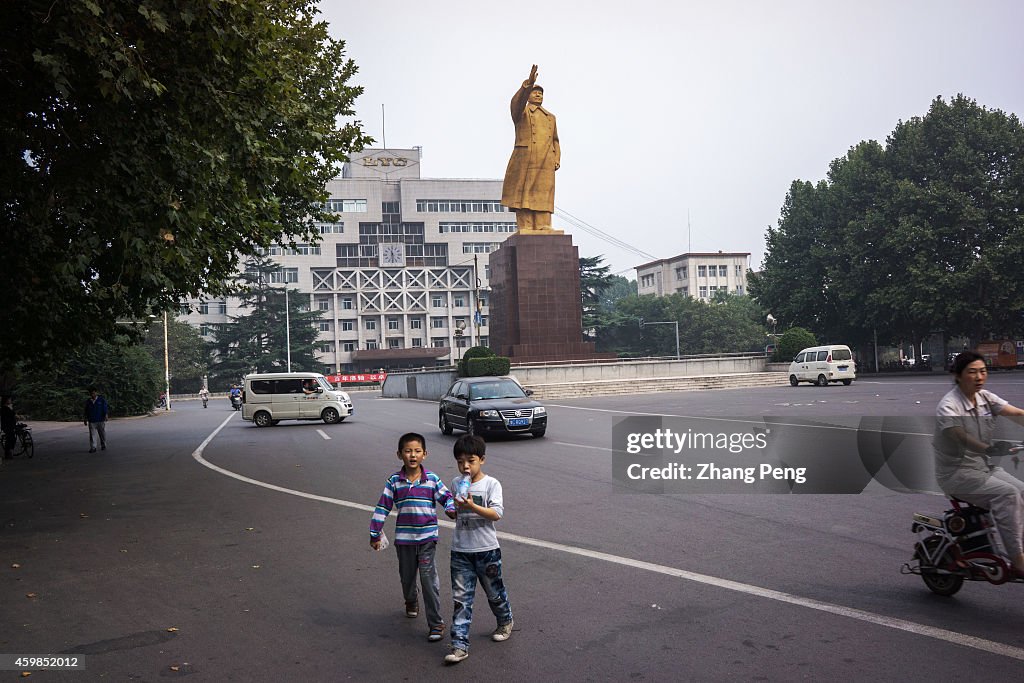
[933,351,1024,578]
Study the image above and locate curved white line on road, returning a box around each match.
[192,413,1024,663]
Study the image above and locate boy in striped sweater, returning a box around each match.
[370,432,456,642]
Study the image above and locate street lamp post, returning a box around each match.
[284,286,291,372]
[162,310,170,411]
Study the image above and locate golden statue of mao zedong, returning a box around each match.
[501,64,562,234]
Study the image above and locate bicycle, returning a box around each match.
[4,422,34,459]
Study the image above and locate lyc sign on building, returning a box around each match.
[362,157,408,167]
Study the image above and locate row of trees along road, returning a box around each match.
[749,95,1024,355]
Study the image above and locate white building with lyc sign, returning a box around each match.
[635,252,751,299]
[181,147,512,374]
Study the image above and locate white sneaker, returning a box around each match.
[444,648,468,664]
[492,620,514,642]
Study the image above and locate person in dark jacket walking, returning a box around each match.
[1,396,16,459]
[84,387,109,453]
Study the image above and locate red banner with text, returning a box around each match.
[326,373,387,384]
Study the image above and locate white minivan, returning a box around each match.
[242,372,353,427]
[788,345,856,387]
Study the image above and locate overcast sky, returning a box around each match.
[318,0,1024,278]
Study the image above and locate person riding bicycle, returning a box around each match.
[1,395,15,460]
[933,350,1024,578]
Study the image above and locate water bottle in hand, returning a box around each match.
[456,476,471,501]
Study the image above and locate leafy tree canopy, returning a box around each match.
[751,95,1024,348]
[0,0,372,376]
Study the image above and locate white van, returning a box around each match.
[788,345,856,386]
[242,372,353,427]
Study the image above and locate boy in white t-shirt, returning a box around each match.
[443,434,514,664]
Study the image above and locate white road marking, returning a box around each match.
[191,412,1024,662]
[316,429,331,440]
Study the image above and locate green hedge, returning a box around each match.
[464,357,511,377]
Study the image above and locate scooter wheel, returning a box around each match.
[921,571,964,596]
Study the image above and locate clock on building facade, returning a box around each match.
[379,243,405,267]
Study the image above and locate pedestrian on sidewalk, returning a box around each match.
[84,387,109,453]
[444,434,514,665]
[369,432,456,642]
[1,395,15,460]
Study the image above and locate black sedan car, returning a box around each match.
[439,376,547,439]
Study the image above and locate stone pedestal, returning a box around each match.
[488,233,612,363]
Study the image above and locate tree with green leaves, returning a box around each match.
[580,255,616,341]
[142,316,211,394]
[751,95,1024,350]
[0,1,372,378]
[207,257,325,388]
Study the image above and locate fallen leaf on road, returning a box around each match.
[20,672,31,678]
[166,627,179,632]
[79,513,89,518]
[245,528,254,531]
[12,563,20,568]
[120,549,128,553]
[170,666,180,672]
[26,592,37,599]
[252,565,261,569]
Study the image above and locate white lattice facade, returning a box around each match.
[182,147,509,373]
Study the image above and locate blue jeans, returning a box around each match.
[450,548,512,651]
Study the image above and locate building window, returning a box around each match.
[342,297,353,310]
[479,316,488,327]
[735,264,743,276]
[200,324,212,336]
[342,342,355,352]
[325,198,367,213]
[318,300,331,311]
[217,301,227,315]
[699,286,708,298]
[317,222,344,234]
[411,337,423,348]
[431,338,447,348]
[698,265,707,277]
[269,268,299,284]
[410,317,423,330]
[462,242,501,254]
[319,321,331,332]
[341,320,354,331]
[431,317,446,329]
[439,222,516,233]
[479,336,489,347]
[453,294,466,307]
[719,265,728,277]
[319,343,334,353]
[388,338,402,349]
[640,274,654,288]
[431,294,446,308]
[676,286,688,295]
[675,266,687,280]
[736,285,744,295]
[387,318,399,331]
[365,319,376,331]
[179,302,190,315]
[416,199,507,213]
[366,340,379,350]
[198,302,209,315]
[456,337,468,348]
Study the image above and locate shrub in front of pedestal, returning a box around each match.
[458,345,495,375]
[464,356,511,377]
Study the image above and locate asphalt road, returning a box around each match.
[3,374,1024,681]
